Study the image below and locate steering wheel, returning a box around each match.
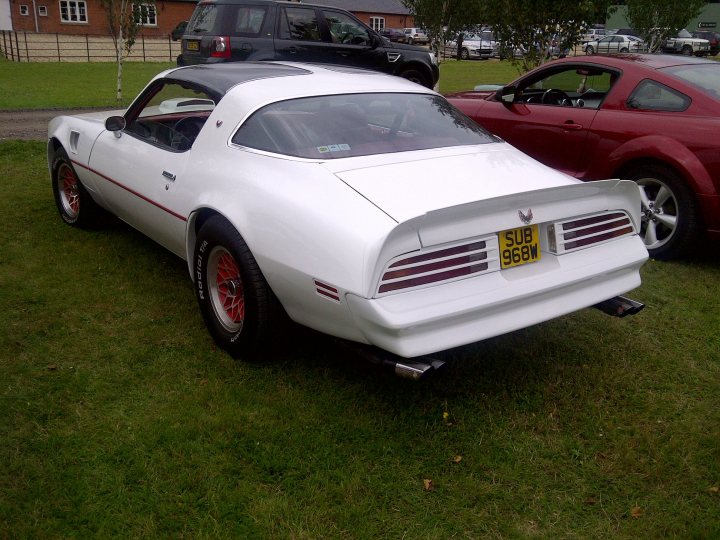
[170,116,206,150]
[541,88,573,106]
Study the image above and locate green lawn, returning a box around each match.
[1,62,719,538]
[0,60,175,109]
[0,58,518,109]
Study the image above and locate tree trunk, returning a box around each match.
[116,25,123,104]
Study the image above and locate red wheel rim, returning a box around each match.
[58,163,80,218]
[208,246,245,333]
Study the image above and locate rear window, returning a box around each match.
[231,93,495,159]
[186,3,219,34]
[662,64,720,100]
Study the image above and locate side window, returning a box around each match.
[521,68,618,108]
[323,10,371,45]
[125,82,216,152]
[279,7,321,41]
[234,6,266,35]
[627,80,691,112]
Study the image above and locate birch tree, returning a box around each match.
[625,0,705,52]
[99,0,154,103]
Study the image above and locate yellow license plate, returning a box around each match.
[499,224,541,269]
[186,40,199,51]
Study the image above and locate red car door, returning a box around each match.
[473,99,599,176]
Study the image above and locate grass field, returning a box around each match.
[1,61,719,537]
[0,58,518,109]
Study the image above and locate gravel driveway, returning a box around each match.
[0,108,107,141]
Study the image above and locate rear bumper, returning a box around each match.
[345,235,648,358]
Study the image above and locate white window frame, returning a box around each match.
[370,17,384,32]
[133,3,157,27]
[38,5,48,15]
[20,4,30,15]
[59,0,88,23]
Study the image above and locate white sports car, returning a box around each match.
[48,63,648,370]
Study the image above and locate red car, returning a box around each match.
[447,55,720,259]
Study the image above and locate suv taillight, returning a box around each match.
[210,36,231,58]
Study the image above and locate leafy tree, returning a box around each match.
[483,0,614,73]
[402,0,483,61]
[624,0,706,52]
[99,0,155,103]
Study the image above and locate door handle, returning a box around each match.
[561,121,583,131]
[162,171,176,181]
[288,46,297,54]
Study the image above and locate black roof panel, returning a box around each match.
[168,63,311,97]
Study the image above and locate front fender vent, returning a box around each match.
[548,211,635,254]
[377,235,500,296]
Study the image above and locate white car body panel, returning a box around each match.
[47,62,648,358]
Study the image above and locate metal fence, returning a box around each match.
[0,31,181,62]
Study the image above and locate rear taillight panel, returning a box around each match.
[210,36,231,58]
[547,211,635,254]
[375,210,636,297]
[377,236,500,296]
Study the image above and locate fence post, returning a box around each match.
[56,33,60,62]
[168,34,172,62]
[14,31,20,62]
[86,33,90,62]
[142,34,146,61]
[24,31,29,61]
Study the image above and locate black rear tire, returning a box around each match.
[51,148,100,228]
[625,163,699,260]
[194,215,281,357]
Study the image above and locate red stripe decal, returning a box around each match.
[72,159,187,222]
[317,288,340,302]
[314,280,339,294]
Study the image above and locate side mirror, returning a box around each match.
[497,85,517,104]
[105,115,126,132]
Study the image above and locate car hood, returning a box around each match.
[387,42,431,52]
[323,143,578,222]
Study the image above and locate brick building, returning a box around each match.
[1,0,414,37]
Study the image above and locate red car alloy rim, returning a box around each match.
[208,246,245,333]
[58,163,80,218]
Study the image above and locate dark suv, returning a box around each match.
[178,0,439,88]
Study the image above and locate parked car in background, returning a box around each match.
[48,63,648,364]
[585,34,645,55]
[691,30,719,55]
[580,27,606,44]
[444,31,496,59]
[380,28,407,43]
[404,27,429,45]
[615,28,640,37]
[446,55,720,260]
[178,0,439,88]
[662,29,710,56]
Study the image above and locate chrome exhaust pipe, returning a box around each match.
[593,295,645,318]
[392,359,447,380]
[335,340,445,380]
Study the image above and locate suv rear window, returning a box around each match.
[186,3,219,34]
[232,93,494,159]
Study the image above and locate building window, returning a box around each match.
[370,17,384,31]
[20,4,29,15]
[59,0,88,23]
[38,5,48,15]
[133,3,157,26]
